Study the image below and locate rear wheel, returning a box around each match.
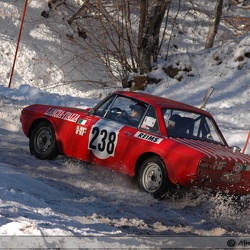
[138,156,169,198]
[29,121,58,160]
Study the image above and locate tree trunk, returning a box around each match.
[138,0,148,65]
[140,0,169,74]
[205,0,224,49]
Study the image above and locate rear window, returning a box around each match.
[162,109,225,145]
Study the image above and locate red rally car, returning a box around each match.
[20,90,250,198]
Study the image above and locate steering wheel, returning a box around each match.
[110,107,122,115]
[121,110,128,117]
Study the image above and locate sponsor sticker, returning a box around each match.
[142,116,156,128]
[233,163,243,174]
[134,132,163,144]
[45,107,80,123]
[75,125,87,136]
[212,161,226,170]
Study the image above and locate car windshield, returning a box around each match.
[162,108,226,145]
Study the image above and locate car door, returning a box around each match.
[87,118,133,168]
[86,94,148,170]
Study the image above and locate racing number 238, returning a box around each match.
[89,127,116,155]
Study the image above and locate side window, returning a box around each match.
[193,116,212,140]
[98,95,148,128]
[162,108,225,144]
[193,117,202,138]
[163,109,196,138]
[140,106,160,134]
[200,117,222,143]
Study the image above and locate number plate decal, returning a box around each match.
[220,172,241,183]
[88,120,123,159]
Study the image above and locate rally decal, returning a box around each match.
[212,161,227,170]
[134,132,163,144]
[243,164,250,171]
[142,116,156,128]
[233,163,243,174]
[75,118,91,136]
[78,118,90,126]
[45,107,80,123]
[75,125,87,136]
[88,120,123,160]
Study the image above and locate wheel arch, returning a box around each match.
[134,152,176,185]
[27,118,62,153]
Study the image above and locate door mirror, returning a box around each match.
[88,108,94,115]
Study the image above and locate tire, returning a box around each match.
[138,156,169,198]
[29,121,58,160]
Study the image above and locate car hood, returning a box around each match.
[170,138,250,165]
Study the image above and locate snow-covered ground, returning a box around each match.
[0,0,250,248]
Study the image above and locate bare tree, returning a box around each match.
[205,0,224,49]
[43,0,171,86]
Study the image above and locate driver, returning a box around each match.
[129,104,145,126]
[114,103,145,126]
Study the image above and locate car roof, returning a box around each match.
[115,90,211,116]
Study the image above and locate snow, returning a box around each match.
[0,0,250,248]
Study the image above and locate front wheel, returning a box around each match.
[138,156,169,198]
[29,121,58,160]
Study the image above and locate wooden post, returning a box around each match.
[198,87,214,109]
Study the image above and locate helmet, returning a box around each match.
[129,104,145,115]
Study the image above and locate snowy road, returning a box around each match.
[0,89,249,243]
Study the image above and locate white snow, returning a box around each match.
[0,0,250,248]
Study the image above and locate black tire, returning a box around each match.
[138,156,169,198]
[29,121,58,160]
